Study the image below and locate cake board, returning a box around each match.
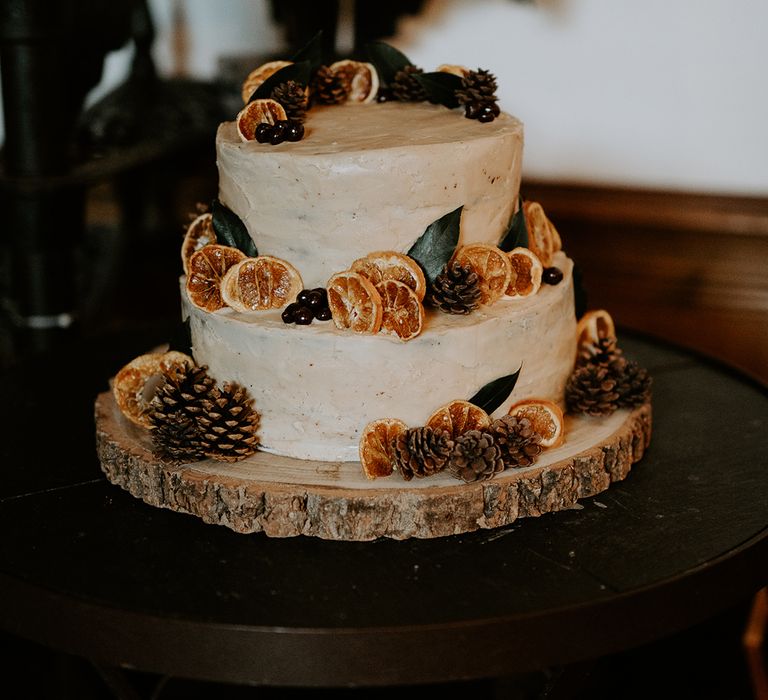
[95,392,652,541]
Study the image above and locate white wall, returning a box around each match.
[2,0,766,195]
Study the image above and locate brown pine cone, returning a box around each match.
[616,359,652,408]
[566,356,651,416]
[148,362,217,461]
[429,261,482,314]
[456,68,498,106]
[392,426,454,481]
[490,415,543,469]
[447,430,504,483]
[197,382,260,462]
[391,64,428,102]
[311,65,348,105]
[270,80,307,122]
[578,335,621,367]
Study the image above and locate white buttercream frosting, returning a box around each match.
[216,102,523,288]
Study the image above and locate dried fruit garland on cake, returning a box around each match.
[235,32,503,145]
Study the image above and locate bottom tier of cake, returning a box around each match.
[183,254,577,462]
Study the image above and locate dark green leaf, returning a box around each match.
[364,41,412,85]
[291,30,325,71]
[414,71,462,108]
[407,206,462,286]
[211,199,258,257]
[248,60,312,102]
[167,317,192,356]
[467,367,522,414]
[498,196,528,251]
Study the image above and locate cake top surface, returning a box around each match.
[219,102,522,156]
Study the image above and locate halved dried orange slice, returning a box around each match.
[220,255,303,312]
[576,309,616,351]
[437,64,469,77]
[113,351,193,427]
[351,251,427,301]
[329,60,379,103]
[505,247,543,298]
[186,244,246,312]
[359,417,408,479]
[453,244,512,305]
[181,213,217,275]
[241,60,293,103]
[426,399,491,440]
[376,279,425,342]
[326,270,383,334]
[507,399,564,448]
[523,201,562,267]
[236,98,288,141]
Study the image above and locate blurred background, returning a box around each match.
[0,1,766,698]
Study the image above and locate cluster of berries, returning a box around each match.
[255,120,305,145]
[542,267,563,285]
[282,287,332,325]
[464,102,501,123]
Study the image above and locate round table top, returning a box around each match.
[0,329,766,687]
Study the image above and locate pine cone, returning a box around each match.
[391,64,428,102]
[490,415,543,469]
[566,357,651,416]
[197,382,260,462]
[447,430,504,483]
[429,261,482,314]
[148,362,217,461]
[456,69,500,121]
[311,65,348,105]
[578,335,620,367]
[270,80,307,122]
[392,426,454,481]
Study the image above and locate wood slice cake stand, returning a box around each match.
[95,392,652,541]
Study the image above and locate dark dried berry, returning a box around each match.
[464,103,480,119]
[282,302,301,323]
[294,306,314,325]
[543,267,564,285]
[255,122,273,143]
[270,121,288,145]
[307,288,327,309]
[297,289,311,305]
[477,106,496,123]
[314,306,332,321]
[285,120,305,142]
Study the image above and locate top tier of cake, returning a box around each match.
[216,102,523,288]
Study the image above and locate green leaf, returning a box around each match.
[364,41,412,85]
[414,71,462,108]
[498,197,528,251]
[467,367,522,415]
[291,30,325,71]
[248,60,312,102]
[167,317,192,356]
[407,206,463,286]
[211,199,258,257]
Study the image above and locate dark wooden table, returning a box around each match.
[0,330,766,689]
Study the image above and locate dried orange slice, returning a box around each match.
[326,270,383,334]
[186,244,246,312]
[376,279,425,341]
[221,255,303,312]
[181,213,217,275]
[507,399,564,448]
[241,60,293,103]
[113,351,193,427]
[426,399,491,440]
[453,244,512,305]
[576,309,616,351]
[437,64,469,77]
[505,247,543,298]
[523,201,562,267]
[351,251,427,301]
[236,98,288,141]
[359,418,408,479]
[329,60,379,103]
